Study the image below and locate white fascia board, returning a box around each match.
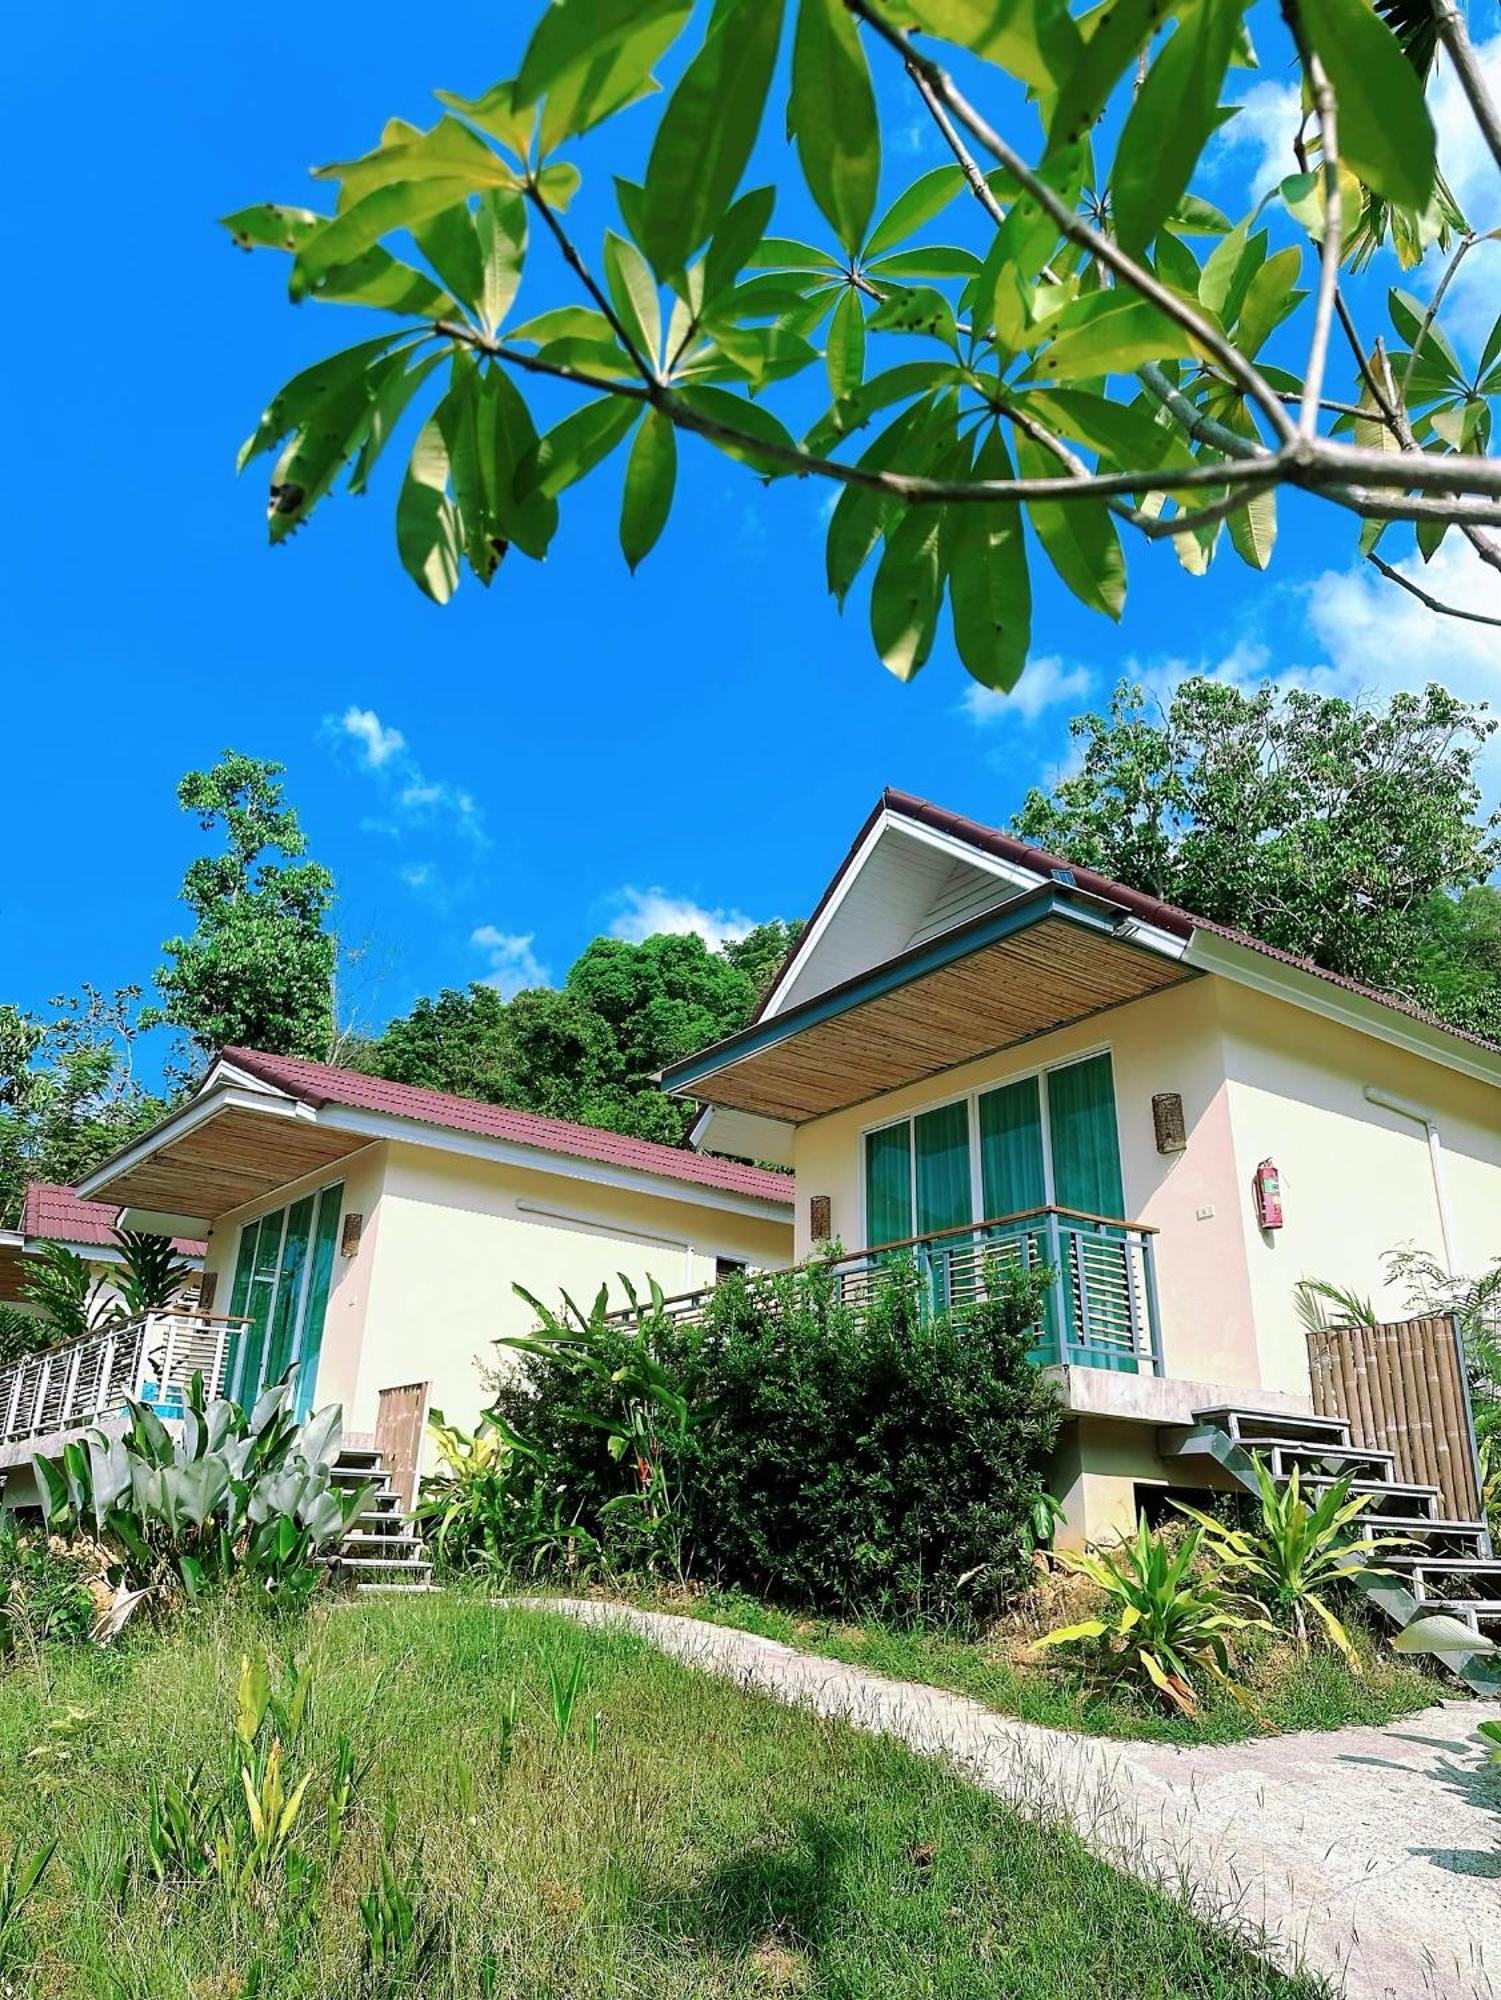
[1113,915,1188,961]
[204,1058,287,1096]
[75,1083,315,1201]
[760,807,1046,1023]
[1186,928,1501,1091]
[318,1104,793,1222]
[0,1229,21,1253]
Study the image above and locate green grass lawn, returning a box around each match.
[0,1593,1328,1998]
[632,1586,1445,1747]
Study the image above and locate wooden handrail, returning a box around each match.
[857,1203,1158,1258]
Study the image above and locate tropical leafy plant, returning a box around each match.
[0,1513,95,1652]
[113,1231,197,1320]
[223,0,1501,689]
[34,1374,371,1621]
[20,1240,113,1340]
[507,1275,695,1578]
[0,1304,44,1367]
[1175,1459,1402,1665]
[414,1406,592,1573]
[1033,1514,1270,1714]
[1293,1276,1378,1336]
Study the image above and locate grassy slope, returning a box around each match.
[0,1595,1325,1998]
[633,1588,1445,1747]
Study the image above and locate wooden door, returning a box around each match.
[375,1381,431,1514]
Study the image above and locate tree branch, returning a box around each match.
[1367,549,1501,626]
[1431,0,1501,175]
[851,0,1299,443]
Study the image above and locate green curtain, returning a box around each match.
[264,1195,314,1387]
[223,1225,260,1404]
[292,1184,344,1421]
[978,1077,1046,1218]
[1047,1054,1125,1217]
[865,1124,912,1248]
[914,1101,972,1235]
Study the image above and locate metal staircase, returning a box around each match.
[329,1446,435,1593]
[1160,1405,1501,1696]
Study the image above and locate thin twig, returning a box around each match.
[1400,230,1480,402]
[1367,549,1501,626]
[524,181,659,384]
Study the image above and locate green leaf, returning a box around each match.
[620,407,677,570]
[947,429,1030,689]
[867,285,958,348]
[870,507,944,681]
[1304,0,1437,212]
[804,358,958,453]
[639,0,786,278]
[396,415,461,603]
[536,161,582,211]
[1111,0,1242,257]
[474,189,527,335]
[750,236,845,273]
[412,203,487,320]
[263,348,410,541]
[1047,0,1170,160]
[790,0,880,254]
[1236,244,1304,357]
[313,116,516,205]
[864,245,982,280]
[704,185,778,301]
[516,395,641,500]
[1014,432,1124,617]
[604,231,662,366]
[1032,292,1199,376]
[826,286,866,401]
[221,202,320,251]
[825,398,936,600]
[671,384,797,473]
[291,180,484,299]
[516,0,694,150]
[1388,287,1463,387]
[1225,483,1276,569]
[485,369,560,559]
[223,202,456,313]
[434,79,534,158]
[438,360,507,585]
[903,0,1082,94]
[863,166,965,260]
[350,348,448,493]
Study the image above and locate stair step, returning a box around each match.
[1193,1405,1351,1447]
[331,1465,387,1488]
[1296,1476,1441,1514]
[343,1532,423,1552]
[1265,1440,1398,1476]
[357,1580,440,1594]
[1410,1598,1501,1626]
[335,1446,384,1468]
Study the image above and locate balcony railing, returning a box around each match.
[0,1310,249,1450]
[605,1205,1164,1377]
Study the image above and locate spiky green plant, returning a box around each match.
[1032,1515,1269,1716]
[112,1229,195,1319]
[19,1240,111,1340]
[1175,1459,1405,1666]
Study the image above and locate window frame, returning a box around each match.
[858,1045,1126,1248]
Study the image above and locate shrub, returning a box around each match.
[415,1408,593,1576]
[490,1258,1061,1623]
[0,1514,95,1651]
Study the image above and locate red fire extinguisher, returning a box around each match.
[1253,1158,1283,1230]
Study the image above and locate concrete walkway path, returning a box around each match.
[537,1598,1501,2000]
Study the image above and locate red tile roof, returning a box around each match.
[219,1048,794,1204]
[22,1182,205,1256]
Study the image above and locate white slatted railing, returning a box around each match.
[0,1311,249,1448]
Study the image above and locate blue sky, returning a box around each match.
[2,3,1498,1069]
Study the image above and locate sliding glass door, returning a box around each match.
[225,1182,344,1420]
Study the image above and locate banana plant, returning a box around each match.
[1174,1458,1406,1665]
[1032,1513,1270,1715]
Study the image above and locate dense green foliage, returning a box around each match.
[360,920,799,1143]
[147,752,337,1067]
[1015,678,1501,1032]
[0,1597,1321,1995]
[0,990,165,1228]
[0,1517,94,1653]
[222,0,1498,688]
[486,1259,1062,1621]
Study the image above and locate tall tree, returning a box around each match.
[361,927,791,1145]
[1014,678,1501,1029]
[220,0,1501,692]
[722,919,804,999]
[0,989,166,1226]
[149,753,336,1067]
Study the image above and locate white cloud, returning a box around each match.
[608,888,759,949]
[326,705,487,854]
[960,655,1095,727]
[1212,78,1303,197]
[471,926,550,996]
[400,863,434,890]
[340,706,406,769]
[1300,542,1501,710]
